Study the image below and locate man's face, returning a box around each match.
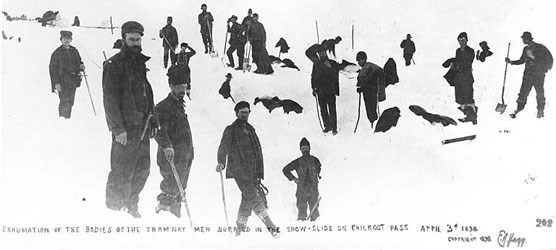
[61,37,72,46]
[236,107,250,121]
[167,19,172,25]
[458,37,467,47]
[202,6,207,12]
[171,84,187,99]
[357,59,366,67]
[300,146,310,155]
[522,38,532,45]
[253,16,258,22]
[124,33,142,53]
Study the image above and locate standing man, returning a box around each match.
[356,51,385,128]
[506,31,553,118]
[154,69,194,218]
[175,42,196,99]
[452,32,477,124]
[226,15,246,70]
[103,21,158,218]
[198,4,214,54]
[49,30,85,119]
[282,138,322,221]
[306,41,336,134]
[248,13,273,74]
[159,16,178,68]
[400,34,415,66]
[241,8,253,29]
[216,102,279,238]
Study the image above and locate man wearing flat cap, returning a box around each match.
[102,21,158,218]
[49,30,85,119]
[226,15,246,70]
[154,68,194,218]
[216,101,280,238]
[198,3,214,54]
[506,31,553,118]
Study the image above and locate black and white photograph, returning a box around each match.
[1,0,555,249]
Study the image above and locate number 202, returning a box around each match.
[536,219,553,227]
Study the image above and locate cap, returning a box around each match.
[180,42,188,48]
[60,30,72,39]
[457,32,468,40]
[300,137,310,148]
[521,31,533,40]
[356,51,367,61]
[234,101,250,113]
[229,15,238,21]
[225,73,233,78]
[121,21,144,37]
[201,3,207,9]
[407,33,412,38]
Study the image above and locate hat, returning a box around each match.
[521,31,533,40]
[300,137,310,148]
[234,101,250,113]
[60,30,72,39]
[248,8,252,14]
[201,3,207,9]
[229,15,238,21]
[167,66,187,86]
[479,41,490,50]
[253,13,259,17]
[457,32,468,40]
[225,73,232,78]
[335,36,342,42]
[407,33,412,38]
[356,51,367,61]
[180,42,188,48]
[121,21,144,37]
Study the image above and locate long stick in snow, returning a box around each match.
[306,196,322,221]
[315,20,319,43]
[82,72,97,116]
[220,157,230,227]
[170,160,193,229]
[354,93,362,133]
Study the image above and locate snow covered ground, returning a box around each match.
[1,0,555,249]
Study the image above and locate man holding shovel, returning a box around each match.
[198,4,214,54]
[159,16,178,68]
[506,31,553,118]
[154,69,194,218]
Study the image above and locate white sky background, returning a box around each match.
[2,0,556,249]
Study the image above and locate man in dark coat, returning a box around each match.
[506,31,553,119]
[241,8,253,29]
[216,102,279,238]
[226,15,246,70]
[283,138,321,221]
[400,34,415,66]
[49,30,85,119]
[356,51,385,128]
[453,32,478,124]
[154,69,194,218]
[248,13,273,74]
[198,4,214,54]
[102,21,158,218]
[322,36,342,58]
[175,42,196,98]
[159,16,178,68]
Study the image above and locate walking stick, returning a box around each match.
[207,19,218,57]
[81,71,97,116]
[170,160,193,229]
[354,92,362,133]
[314,95,324,131]
[221,23,229,66]
[219,159,230,227]
[306,196,322,221]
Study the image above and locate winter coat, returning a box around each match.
[383,58,399,86]
[453,46,475,85]
[357,62,385,92]
[248,21,266,43]
[198,11,214,33]
[313,60,342,96]
[159,24,178,48]
[512,42,553,74]
[102,48,156,135]
[228,22,246,47]
[49,45,83,92]
[155,93,194,156]
[219,79,231,99]
[283,155,321,188]
[306,43,329,81]
[400,39,416,54]
[241,15,252,29]
[217,119,264,180]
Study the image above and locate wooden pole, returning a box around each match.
[110,16,114,35]
[351,25,354,50]
[315,20,319,43]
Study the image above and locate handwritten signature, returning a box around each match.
[497,230,526,248]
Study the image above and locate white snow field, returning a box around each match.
[1,0,555,249]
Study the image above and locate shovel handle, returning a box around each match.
[501,42,511,104]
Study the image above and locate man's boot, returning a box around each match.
[510,102,525,119]
[125,204,141,219]
[537,109,544,118]
[458,106,477,125]
[235,216,248,237]
[259,214,280,239]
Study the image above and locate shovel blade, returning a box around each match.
[495,103,507,114]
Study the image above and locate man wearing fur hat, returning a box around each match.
[49,30,85,119]
[226,15,246,70]
[283,138,322,221]
[506,31,553,118]
[452,32,478,124]
[102,21,158,218]
[154,69,194,218]
[216,101,280,238]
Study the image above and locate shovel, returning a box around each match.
[207,19,219,58]
[496,42,511,114]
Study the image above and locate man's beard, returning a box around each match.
[123,44,142,54]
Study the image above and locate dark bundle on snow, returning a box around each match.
[383,58,399,86]
[375,107,401,133]
[40,11,58,26]
[273,97,303,114]
[409,105,457,126]
[281,58,299,71]
[72,16,80,27]
[275,37,290,54]
[254,97,282,113]
[268,55,282,64]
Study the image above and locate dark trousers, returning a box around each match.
[156,143,193,206]
[362,89,378,124]
[317,92,337,130]
[227,44,245,68]
[296,185,319,220]
[518,72,545,110]
[58,86,77,118]
[454,72,475,105]
[163,47,176,67]
[403,53,413,66]
[235,177,266,219]
[201,31,212,51]
[106,128,151,210]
